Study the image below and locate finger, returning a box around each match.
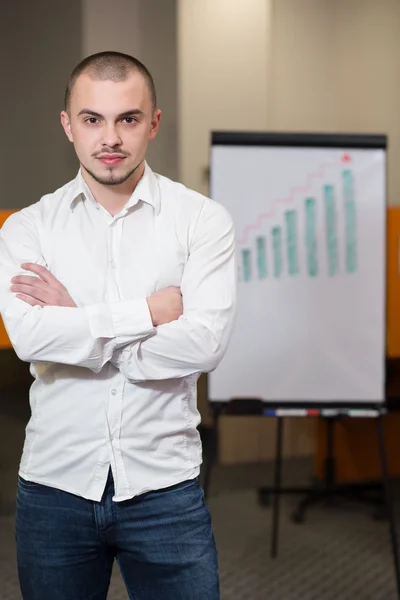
[20,263,57,284]
[11,275,47,287]
[11,284,48,303]
[15,294,45,308]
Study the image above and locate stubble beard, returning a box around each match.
[82,160,144,186]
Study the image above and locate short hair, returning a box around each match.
[64,51,157,112]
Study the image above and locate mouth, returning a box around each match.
[97,154,126,166]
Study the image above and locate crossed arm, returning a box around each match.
[0,203,236,380]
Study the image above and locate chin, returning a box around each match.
[97,173,131,186]
[84,166,128,186]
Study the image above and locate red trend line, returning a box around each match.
[238,154,351,246]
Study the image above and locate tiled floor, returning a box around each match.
[1,390,399,599]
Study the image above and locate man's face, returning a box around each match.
[61,72,161,186]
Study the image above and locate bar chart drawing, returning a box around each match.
[343,169,357,273]
[324,184,338,276]
[272,227,283,278]
[238,161,358,282]
[305,197,318,277]
[285,210,299,276]
[241,248,252,282]
[256,236,267,279]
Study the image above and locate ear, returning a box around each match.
[60,111,74,143]
[149,109,162,141]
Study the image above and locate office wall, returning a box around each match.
[268,0,336,131]
[178,0,272,195]
[270,0,400,204]
[0,0,82,209]
[82,0,178,181]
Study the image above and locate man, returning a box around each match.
[0,51,236,600]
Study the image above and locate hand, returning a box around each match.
[11,263,77,308]
[147,286,183,326]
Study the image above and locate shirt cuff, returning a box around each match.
[84,299,154,341]
[84,303,115,338]
[110,298,154,338]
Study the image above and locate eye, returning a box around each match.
[122,117,137,124]
[85,117,99,124]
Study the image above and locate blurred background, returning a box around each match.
[2,1,400,599]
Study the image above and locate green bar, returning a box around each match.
[272,227,282,278]
[242,248,251,282]
[343,170,357,273]
[323,185,338,276]
[256,236,267,279]
[305,198,318,277]
[285,210,299,275]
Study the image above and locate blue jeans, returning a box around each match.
[16,471,220,599]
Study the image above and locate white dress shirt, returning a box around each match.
[0,162,236,501]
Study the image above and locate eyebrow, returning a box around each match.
[77,108,145,119]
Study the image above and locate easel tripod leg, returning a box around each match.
[271,417,284,559]
[376,413,400,599]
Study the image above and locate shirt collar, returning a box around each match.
[70,161,160,215]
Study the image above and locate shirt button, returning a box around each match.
[111,389,117,396]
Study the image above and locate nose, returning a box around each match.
[101,123,122,148]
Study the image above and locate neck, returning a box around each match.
[81,161,145,216]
